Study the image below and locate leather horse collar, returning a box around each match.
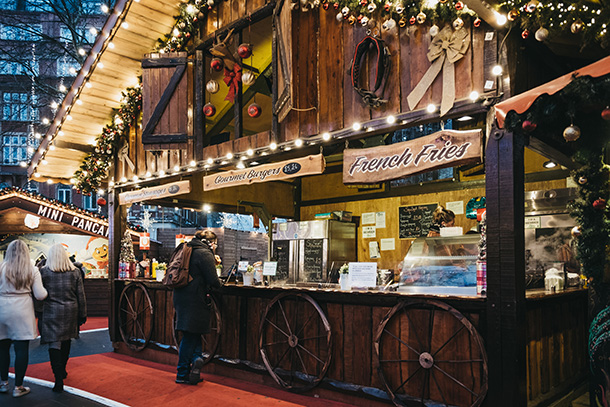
[350,35,390,108]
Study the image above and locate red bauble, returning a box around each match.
[211,57,224,71]
[203,103,216,117]
[237,43,252,59]
[409,16,416,25]
[455,1,464,10]
[593,198,607,210]
[522,120,537,132]
[97,197,107,206]
[602,108,610,121]
[323,2,329,10]
[247,103,262,118]
[473,18,481,27]
[333,2,339,9]
[522,29,530,39]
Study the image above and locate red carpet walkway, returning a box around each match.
[25,352,354,407]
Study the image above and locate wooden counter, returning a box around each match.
[83,278,109,317]
[111,280,587,406]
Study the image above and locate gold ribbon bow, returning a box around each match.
[118,142,135,179]
[407,25,470,117]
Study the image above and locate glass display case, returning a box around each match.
[398,234,481,296]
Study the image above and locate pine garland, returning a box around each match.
[73,82,142,195]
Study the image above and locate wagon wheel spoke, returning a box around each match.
[379,358,420,363]
[299,334,328,342]
[435,359,484,363]
[292,297,300,337]
[420,369,429,405]
[265,318,291,338]
[263,338,291,347]
[271,343,292,372]
[403,306,425,352]
[432,325,466,357]
[135,304,152,317]
[294,347,309,376]
[432,364,479,397]
[277,300,294,337]
[295,309,316,337]
[427,307,435,353]
[384,327,421,357]
[297,344,324,364]
[430,369,450,406]
[393,365,423,394]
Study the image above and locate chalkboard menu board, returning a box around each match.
[399,203,438,238]
[272,240,289,279]
[303,239,324,281]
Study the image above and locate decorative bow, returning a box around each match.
[117,142,135,179]
[223,64,242,103]
[407,25,470,117]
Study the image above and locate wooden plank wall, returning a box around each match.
[280,13,492,142]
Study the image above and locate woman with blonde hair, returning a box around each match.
[0,240,48,398]
[39,243,86,393]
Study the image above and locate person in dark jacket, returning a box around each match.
[39,244,87,393]
[173,230,221,385]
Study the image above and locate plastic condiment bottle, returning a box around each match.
[152,258,157,279]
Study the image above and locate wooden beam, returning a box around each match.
[53,140,95,154]
[528,136,576,169]
[194,50,204,160]
[485,124,527,406]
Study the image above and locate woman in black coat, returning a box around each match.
[173,230,221,384]
[39,244,87,393]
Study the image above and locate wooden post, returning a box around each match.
[194,50,204,160]
[234,30,243,139]
[485,124,527,406]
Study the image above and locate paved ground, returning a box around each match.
[2,329,116,407]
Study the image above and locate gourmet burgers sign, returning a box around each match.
[343,129,482,184]
[204,154,326,191]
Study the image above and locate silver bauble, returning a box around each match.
[206,80,219,94]
[416,12,426,24]
[382,18,396,31]
[395,5,404,14]
[361,16,369,27]
[563,125,581,142]
[242,71,256,86]
[336,12,344,22]
[341,6,350,16]
[367,2,376,12]
[429,24,439,37]
[535,27,548,42]
[452,18,464,30]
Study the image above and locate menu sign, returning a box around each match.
[119,180,190,205]
[399,203,438,239]
[343,129,482,184]
[204,154,325,191]
[303,239,324,281]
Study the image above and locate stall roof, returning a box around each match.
[494,55,610,128]
[27,0,181,183]
[0,187,144,237]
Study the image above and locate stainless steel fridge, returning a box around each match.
[272,220,357,285]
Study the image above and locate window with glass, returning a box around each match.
[60,26,99,45]
[0,58,39,76]
[0,0,17,10]
[82,193,97,210]
[2,134,28,164]
[57,185,72,204]
[2,92,38,121]
[390,121,455,187]
[82,0,102,15]
[0,24,42,41]
[25,0,53,12]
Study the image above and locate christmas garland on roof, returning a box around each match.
[73,82,142,195]
[498,0,609,49]
[0,186,145,232]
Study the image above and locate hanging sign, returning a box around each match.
[119,180,190,205]
[139,233,150,250]
[204,154,326,191]
[343,129,482,184]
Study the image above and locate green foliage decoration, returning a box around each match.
[73,82,142,195]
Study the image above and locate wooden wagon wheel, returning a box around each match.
[374,299,488,407]
[118,282,154,352]
[172,294,222,366]
[259,292,332,392]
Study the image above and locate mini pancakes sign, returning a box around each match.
[343,129,482,184]
[119,180,191,205]
[204,154,326,191]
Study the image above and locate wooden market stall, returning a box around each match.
[25,0,610,406]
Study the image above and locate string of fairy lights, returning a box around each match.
[30,0,607,193]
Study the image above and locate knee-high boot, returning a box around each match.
[60,340,71,379]
[48,349,63,393]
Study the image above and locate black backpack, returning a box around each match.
[161,242,193,289]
